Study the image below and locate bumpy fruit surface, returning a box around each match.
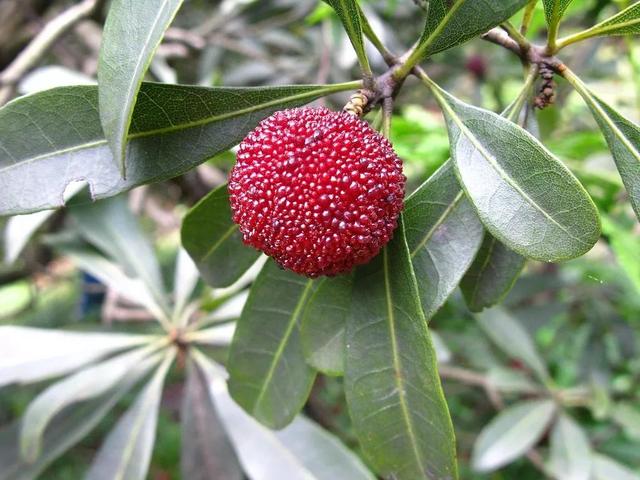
[229,107,405,277]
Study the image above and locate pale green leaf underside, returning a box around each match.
[0,82,355,216]
[548,414,592,480]
[592,454,640,480]
[404,160,484,319]
[472,399,556,472]
[433,85,600,262]
[181,184,260,288]
[345,218,457,480]
[228,260,316,429]
[85,350,175,480]
[98,0,184,175]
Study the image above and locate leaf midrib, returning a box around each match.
[409,190,464,256]
[382,247,427,475]
[202,225,238,261]
[251,280,314,414]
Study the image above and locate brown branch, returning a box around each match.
[0,0,100,105]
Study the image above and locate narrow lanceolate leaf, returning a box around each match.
[601,215,640,294]
[228,260,316,429]
[573,2,640,39]
[322,0,371,75]
[98,0,184,175]
[413,0,528,59]
[461,233,526,312]
[0,82,357,216]
[566,70,640,222]
[181,359,242,480]
[85,348,176,480]
[404,160,484,319]
[476,307,550,382]
[192,350,375,480]
[592,454,640,480]
[182,184,260,288]
[0,326,153,388]
[430,82,600,262]
[301,274,353,376]
[0,355,162,480]
[345,218,457,480]
[472,399,556,472]
[542,0,575,27]
[70,194,167,308]
[20,343,162,462]
[548,414,592,480]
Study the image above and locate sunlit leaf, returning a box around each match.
[0,82,357,216]
[548,414,592,480]
[345,218,457,480]
[20,343,163,461]
[592,454,640,480]
[611,402,640,441]
[472,399,556,472]
[542,0,575,27]
[182,184,260,288]
[181,359,242,480]
[301,274,352,376]
[228,260,316,429]
[98,0,184,175]
[192,350,375,480]
[85,348,176,480]
[0,326,153,388]
[0,354,161,480]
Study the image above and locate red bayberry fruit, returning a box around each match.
[229,107,405,277]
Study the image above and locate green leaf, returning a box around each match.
[461,233,526,312]
[173,248,200,320]
[4,211,51,264]
[301,274,353,376]
[85,348,175,480]
[345,218,457,480]
[611,402,640,441]
[471,399,556,472]
[476,307,550,382]
[228,260,316,429]
[592,454,640,480]
[181,184,260,288]
[322,0,371,76]
[429,81,600,262]
[486,367,540,394]
[70,194,167,309]
[0,354,162,480]
[0,326,153,388]
[542,0,575,27]
[98,0,184,176]
[192,350,375,480]
[409,0,528,63]
[20,343,161,461]
[404,160,484,318]
[567,2,640,41]
[548,414,592,480]
[0,81,357,216]
[565,71,640,222]
[181,359,242,480]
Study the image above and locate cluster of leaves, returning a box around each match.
[0,0,639,479]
